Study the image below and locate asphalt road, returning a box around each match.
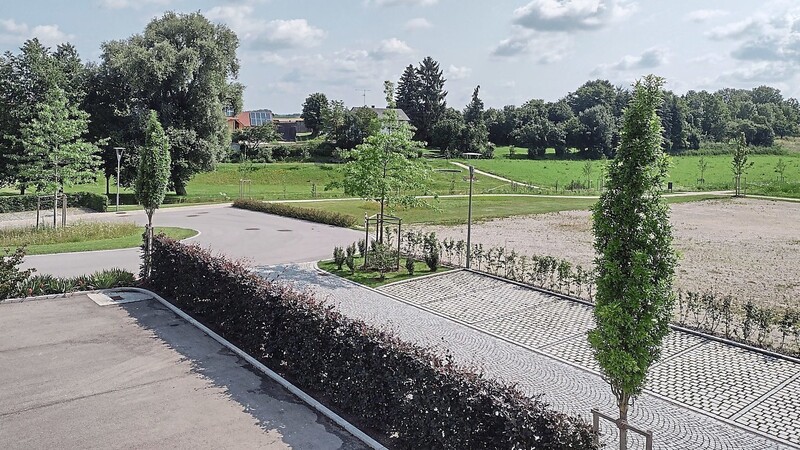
[0,294,366,449]
[21,204,362,277]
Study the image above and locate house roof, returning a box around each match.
[350,106,410,122]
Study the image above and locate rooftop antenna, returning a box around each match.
[356,89,371,106]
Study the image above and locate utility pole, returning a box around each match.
[356,89,371,106]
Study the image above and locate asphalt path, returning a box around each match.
[20,204,361,277]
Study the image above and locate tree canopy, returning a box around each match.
[101,11,241,195]
[301,92,329,137]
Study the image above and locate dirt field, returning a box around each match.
[415,198,800,310]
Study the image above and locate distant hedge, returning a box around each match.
[233,199,357,228]
[0,192,108,213]
[147,235,596,449]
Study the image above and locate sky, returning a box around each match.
[2,1,800,113]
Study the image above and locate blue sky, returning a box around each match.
[2,1,799,113]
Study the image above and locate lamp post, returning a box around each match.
[114,147,125,213]
[435,165,475,268]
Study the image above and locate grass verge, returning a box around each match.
[318,256,452,288]
[0,222,197,255]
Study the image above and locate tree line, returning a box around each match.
[304,57,800,161]
[0,12,242,196]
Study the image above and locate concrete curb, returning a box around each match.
[122,287,388,450]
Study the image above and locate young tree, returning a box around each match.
[589,75,676,449]
[135,110,171,279]
[731,132,752,196]
[16,87,100,197]
[234,123,279,161]
[697,156,708,185]
[775,158,786,183]
[301,92,328,137]
[328,83,431,242]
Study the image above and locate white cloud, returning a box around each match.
[512,0,636,32]
[684,9,729,23]
[206,6,325,50]
[366,0,437,6]
[98,0,173,9]
[405,17,432,30]
[0,19,73,47]
[592,47,668,75]
[369,38,413,59]
[706,18,762,40]
[491,29,570,63]
[446,64,471,80]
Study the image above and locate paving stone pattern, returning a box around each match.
[258,265,798,450]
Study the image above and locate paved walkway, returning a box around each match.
[255,265,797,450]
[0,293,366,449]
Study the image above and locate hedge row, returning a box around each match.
[0,192,108,213]
[232,199,357,228]
[147,235,596,449]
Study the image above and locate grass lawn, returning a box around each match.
[318,256,452,288]
[0,161,513,204]
[1,222,197,255]
[460,149,800,195]
[287,194,724,226]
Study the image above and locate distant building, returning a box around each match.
[349,106,410,123]
[273,118,308,141]
[225,108,274,132]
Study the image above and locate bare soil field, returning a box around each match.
[415,198,800,311]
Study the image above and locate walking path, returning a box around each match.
[255,265,798,450]
[449,161,540,189]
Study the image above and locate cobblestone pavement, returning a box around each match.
[254,265,797,450]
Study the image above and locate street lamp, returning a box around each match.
[114,147,125,213]
[435,165,475,268]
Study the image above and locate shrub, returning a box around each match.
[423,232,440,271]
[405,257,415,275]
[333,246,346,270]
[146,235,595,449]
[1,247,33,299]
[0,191,108,213]
[233,199,357,228]
[1,263,134,300]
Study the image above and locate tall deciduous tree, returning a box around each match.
[415,56,447,143]
[135,110,171,279]
[589,75,676,449]
[301,92,328,137]
[16,87,100,195]
[103,11,241,195]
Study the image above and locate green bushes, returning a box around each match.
[0,192,108,213]
[0,246,136,300]
[146,235,596,449]
[232,199,357,227]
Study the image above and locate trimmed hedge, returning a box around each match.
[147,235,596,449]
[233,199,357,228]
[0,192,108,213]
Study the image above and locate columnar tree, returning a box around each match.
[589,75,676,448]
[135,110,171,279]
[395,64,421,132]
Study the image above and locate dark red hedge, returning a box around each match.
[148,235,596,449]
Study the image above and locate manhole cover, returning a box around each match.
[187,214,199,217]
[245,227,260,231]
[277,229,292,232]
[110,295,124,301]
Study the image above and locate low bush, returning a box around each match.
[0,191,108,213]
[0,246,136,300]
[232,199,357,228]
[146,235,595,449]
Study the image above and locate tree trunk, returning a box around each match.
[173,176,187,196]
[618,394,630,450]
[106,174,110,196]
[20,185,26,195]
